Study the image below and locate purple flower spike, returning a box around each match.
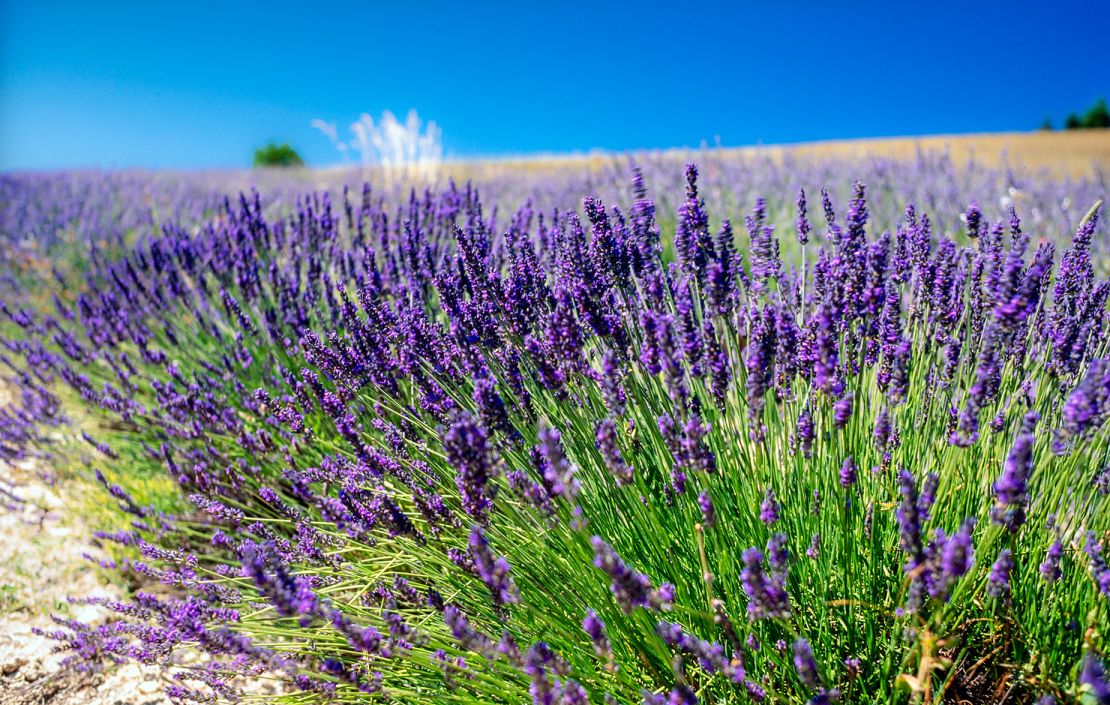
[1080,653,1110,703]
[740,547,790,620]
[468,526,519,605]
[760,488,780,526]
[792,638,821,690]
[591,537,673,613]
[833,393,854,429]
[987,549,1014,599]
[596,417,633,486]
[582,608,613,666]
[1040,540,1063,583]
[796,188,811,245]
[698,491,716,529]
[444,412,498,524]
[839,456,857,488]
[1084,532,1110,595]
[993,416,1037,531]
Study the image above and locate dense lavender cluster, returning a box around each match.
[1,152,1109,705]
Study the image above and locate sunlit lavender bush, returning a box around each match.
[2,151,1110,704]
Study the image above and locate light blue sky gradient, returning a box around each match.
[2,0,1107,169]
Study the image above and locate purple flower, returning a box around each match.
[582,609,613,666]
[896,470,927,610]
[536,422,579,503]
[1057,360,1110,451]
[745,306,777,439]
[705,319,732,407]
[833,393,854,429]
[740,547,790,620]
[795,406,815,457]
[443,606,496,658]
[749,201,782,293]
[1084,532,1110,596]
[707,221,736,317]
[759,488,779,526]
[1080,653,1110,703]
[993,418,1036,531]
[844,657,861,680]
[591,537,674,613]
[675,164,713,286]
[963,202,982,239]
[468,526,519,605]
[563,680,589,705]
[873,407,892,451]
[596,417,633,486]
[444,412,498,524]
[812,305,841,395]
[935,517,976,599]
[682,414,716,475]
[839,456,857,488]
[473,371,516,440]
[643,684,698,705]
[524,641,564,705]
[767,533,789,576]
[987,549,1014,599]
[1040,540,1063,583]
[656,621,732,676]
[792,638,821,690]
[1095,466,1110,496]
[744,680,767,701]
[241,546,318,626]
[919,473,939,520]
[796,188,811,245]
[821,188,836,225]
[806,534,821,560]
[599,350,627,417]
[698,491,716,529]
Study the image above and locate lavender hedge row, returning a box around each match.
[1,154,1109,704]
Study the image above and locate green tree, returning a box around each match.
[1081,98,1109,128]
[1065,113,1081,130]
[252,142,305,168]
[1040,117,1053,131]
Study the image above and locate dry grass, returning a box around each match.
[746,130,1110,178]
[435,129,1110,180]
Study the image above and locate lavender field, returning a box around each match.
[2,143,1110,705]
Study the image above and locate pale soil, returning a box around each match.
[0,459,171,705]
[0,457,286,705]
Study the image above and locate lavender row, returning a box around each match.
[0,155,1108,704]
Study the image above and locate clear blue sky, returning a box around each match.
[1,0,1107,170]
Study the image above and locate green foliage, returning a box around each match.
[1082,98,1110,129]
[45,191,1108,705]
[253,141,305,168]
[1062,98,1109,130]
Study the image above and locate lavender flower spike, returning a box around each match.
[591,537,674,613]
[468,525,519,605]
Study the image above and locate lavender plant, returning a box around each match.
[2,155,1110,705]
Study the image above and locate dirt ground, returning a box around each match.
[0,458,171,705]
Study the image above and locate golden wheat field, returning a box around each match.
[759,129,1110,177]
[444,129,1110,181]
